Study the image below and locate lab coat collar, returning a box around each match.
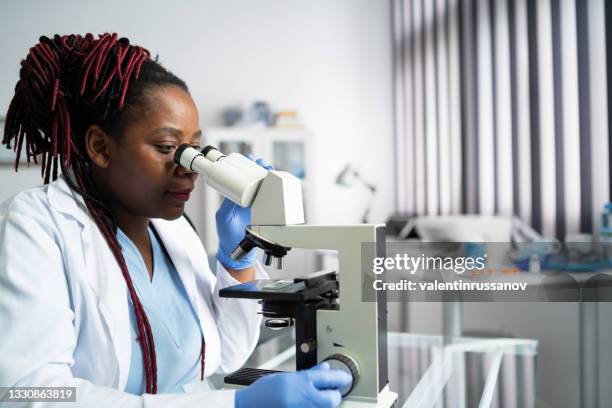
[46,174,91,226]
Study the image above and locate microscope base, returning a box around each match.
[339,384,398,408]
[224,370,397,408]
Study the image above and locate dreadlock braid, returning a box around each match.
[3,33,204,394]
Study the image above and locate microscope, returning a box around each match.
[175,145,397,407]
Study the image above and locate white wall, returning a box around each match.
[0,0,395,227]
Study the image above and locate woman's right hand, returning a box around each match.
[235,362,352,408]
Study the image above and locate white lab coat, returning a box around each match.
[0,175,266,407]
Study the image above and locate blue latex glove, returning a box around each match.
[235,362,352,408]
[216,156,273,270]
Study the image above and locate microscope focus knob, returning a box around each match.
[323,354,360,397]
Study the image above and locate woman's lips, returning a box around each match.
[167,191,191,202]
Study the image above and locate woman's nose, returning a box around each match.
[174,163,197,177]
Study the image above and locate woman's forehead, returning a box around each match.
[125,86,200,137]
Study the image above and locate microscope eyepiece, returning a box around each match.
[201,145,217,157]
[201,145,225,161]
[174,143,195,167]
[175,144,225,170]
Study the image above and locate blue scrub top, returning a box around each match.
[117,225,202,395]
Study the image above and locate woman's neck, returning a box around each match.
[114,212,150,248]
[90,171,150,247]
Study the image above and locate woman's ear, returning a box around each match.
[85,125,113,168]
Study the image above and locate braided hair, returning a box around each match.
[3,33,204,394]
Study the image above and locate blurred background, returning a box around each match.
[1,1,611,407]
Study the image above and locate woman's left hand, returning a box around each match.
[215,156,273,270]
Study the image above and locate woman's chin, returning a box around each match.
[159,206,185,221]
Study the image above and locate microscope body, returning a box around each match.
[174,145,396,406]
[221,224,397,408]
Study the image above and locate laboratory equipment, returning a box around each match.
[220,225,397,408]
[175,144,303,268]
[175,145,397,407]
[335,163,377,224]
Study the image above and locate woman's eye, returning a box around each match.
[155,144,176,154]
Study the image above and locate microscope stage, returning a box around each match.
[219,271,338,302]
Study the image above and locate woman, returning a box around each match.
[0,33,350,407]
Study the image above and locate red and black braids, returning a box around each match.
[3,33,204,394]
